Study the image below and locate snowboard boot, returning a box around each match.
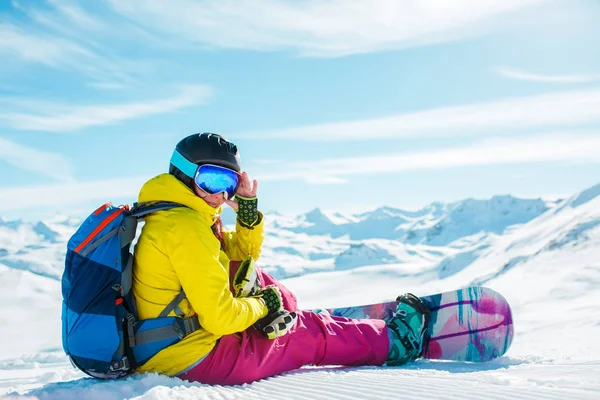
[385,293,431,366]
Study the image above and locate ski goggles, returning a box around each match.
[193,164,240,199]
[170,149,240,199]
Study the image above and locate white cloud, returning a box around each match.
[0,137,74,182]
[0,85,212,132]
[108,0,548,57]
[46,0,106,30]
[495,67,600,83]
[234,89,600,141]
[304,175,349,185]
[2,133,598,212]
[0,19,149,87]
[0,22,92,67]
[254,133,600,182]
[0,175,146,212]
[85,81,127,90]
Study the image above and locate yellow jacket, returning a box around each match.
[133,173,268,376]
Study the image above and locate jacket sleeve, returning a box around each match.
[166,216,268,336]
[222,212,264,262]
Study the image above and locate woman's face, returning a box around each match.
[193,184,227,208]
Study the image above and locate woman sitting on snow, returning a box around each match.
[132,132,430,385]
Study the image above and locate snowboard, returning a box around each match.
[313,286,513,362]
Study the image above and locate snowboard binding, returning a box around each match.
[385,293,431,366]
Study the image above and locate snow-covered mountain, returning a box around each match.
[0,215,79,281]
[1,185,599,399]
[0,194,555,283]
[274,196,554,244]
[256,195,556,278]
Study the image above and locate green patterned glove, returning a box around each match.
[256,286,283,315]
[236,195,259,227]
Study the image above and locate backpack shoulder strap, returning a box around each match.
[118,201,187,297]
[120,201,186,248]
[159,290,187,318]
[129,201,187,219]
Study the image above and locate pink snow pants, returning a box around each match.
[177,261,390,385]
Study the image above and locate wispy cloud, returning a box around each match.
[0,175,146,212]
[495,67,600,83]
[3,133,597,212]
[85,82,128,90]
[108,0,548,57]
[254,133,600,182]
[45,0,106,30]
[0,22,92,67]
[0,85,212,132]
[0,7,158,88]
[0,137,74,182]
[233,89,600,141]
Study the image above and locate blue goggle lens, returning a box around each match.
[194,164,239,199]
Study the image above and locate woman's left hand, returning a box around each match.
[224,171,258,211]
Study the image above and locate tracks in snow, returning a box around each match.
[7,357,600,400]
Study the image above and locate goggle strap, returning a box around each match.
[170,150,198,178]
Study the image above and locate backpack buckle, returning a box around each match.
[109,357,130,372]
[173,321,185,339]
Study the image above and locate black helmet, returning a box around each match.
[169,132,241,188]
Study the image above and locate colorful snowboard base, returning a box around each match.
[313,286,514,362]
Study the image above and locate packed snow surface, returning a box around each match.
[1,189,599,399]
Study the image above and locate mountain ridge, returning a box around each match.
[0,185,595,282]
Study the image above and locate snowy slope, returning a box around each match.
[1,187,600,399]
[0,265,63,360]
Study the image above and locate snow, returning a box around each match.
[1,186,600,399]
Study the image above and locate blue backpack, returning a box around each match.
[61,201,200,379]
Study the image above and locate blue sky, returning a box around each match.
[1,0,600,220]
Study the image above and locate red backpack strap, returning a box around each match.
[211,216,227,251]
